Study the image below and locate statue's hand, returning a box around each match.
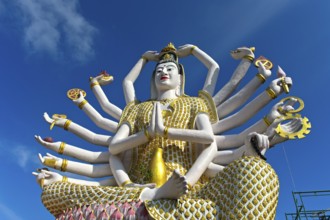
[245,132,269,157]
[266,97,297,122]
[142,51,159,62]
[38,153,62,170]
[230,46,255,60]
[268,76,292,96]
[90,73,114,86]
[177,44,196,58]
[154,102,165,136]
[258,61,271,79]
[43,112,66,127]
[35,135,61,152]
[268,117,303,146]
[72,91,86,106]
[32,169,63,187]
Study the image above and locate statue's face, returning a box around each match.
[154,62,181,92]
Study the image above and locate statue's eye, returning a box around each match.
[167,68,172,71]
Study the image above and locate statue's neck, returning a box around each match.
[157,89,178,101]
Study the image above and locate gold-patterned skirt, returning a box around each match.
[41,156,279,219]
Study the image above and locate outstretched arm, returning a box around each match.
[216,62,272,119]
[44,113,111,146]
[39,153,112,178]
[177,44,219,96]
[90,73,122,121]
[213,47,255,106]
[212,74,292,134]
[35,135,109,163]
[72,91,118,133]
[33,169,116,187]
[214,98,297,149]
[123,51,159,103]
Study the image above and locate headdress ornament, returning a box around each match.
[158,43,178,65]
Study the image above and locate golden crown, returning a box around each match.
[161,43,176,53]
[159,43,178,64]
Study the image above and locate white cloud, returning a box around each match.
[0,140,39,171]
[0,203,23,220]
[14,0,97,62]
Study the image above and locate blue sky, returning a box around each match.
[1,0,329,219]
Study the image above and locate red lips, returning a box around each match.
[161,76,169,80]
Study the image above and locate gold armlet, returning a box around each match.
[256,73,266,84]
[78,100,88,109]
[164,127,169,139]
[144,128,152,141]
[266,88,277,99]
[44,158,57,168]
[90,81,100,88]
[190,46,197,54]
[64,120,72,131]
[62,176,68,183]
[121,180,133,187]
[263,116,272,127]
[243,55,255,62]
[61,159,68,172]
[58,142,66,154]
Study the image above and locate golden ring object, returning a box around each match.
[275,114,311,139]
[254,56,273,70]
[67,88,86,100]
[52,114,67,119]
[50,114,67,130]
[278,96,304,115]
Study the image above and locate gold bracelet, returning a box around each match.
[62,176,68,183]
[121,180,133,187]
[61,159,68,172]
[263,116,271,127]
[164,126,169,139]
[64,120,72,131]
[58,142,66,154]
[256,73,266,83]
[90,81,100,88]
[78,100,88,109]
[44,158,57,168]
[141,56,148,62]
[266,88,277,99]
[190,46,197,54]
[243,55,255,62]
[280,77,290,94]
[144,128,152,141]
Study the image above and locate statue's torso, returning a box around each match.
[119,96,210,184]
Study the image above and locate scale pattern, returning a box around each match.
[41,156,279,219]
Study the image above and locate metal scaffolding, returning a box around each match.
[285,190,330,219]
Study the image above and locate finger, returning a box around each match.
[38,153,44,163]
[272,102,284,111]
[32,172,39,176]
[46,152,56,158]
[258,61,267,73]
[79,91,84,98]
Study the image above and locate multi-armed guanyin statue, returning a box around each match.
[33,43,310,219]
